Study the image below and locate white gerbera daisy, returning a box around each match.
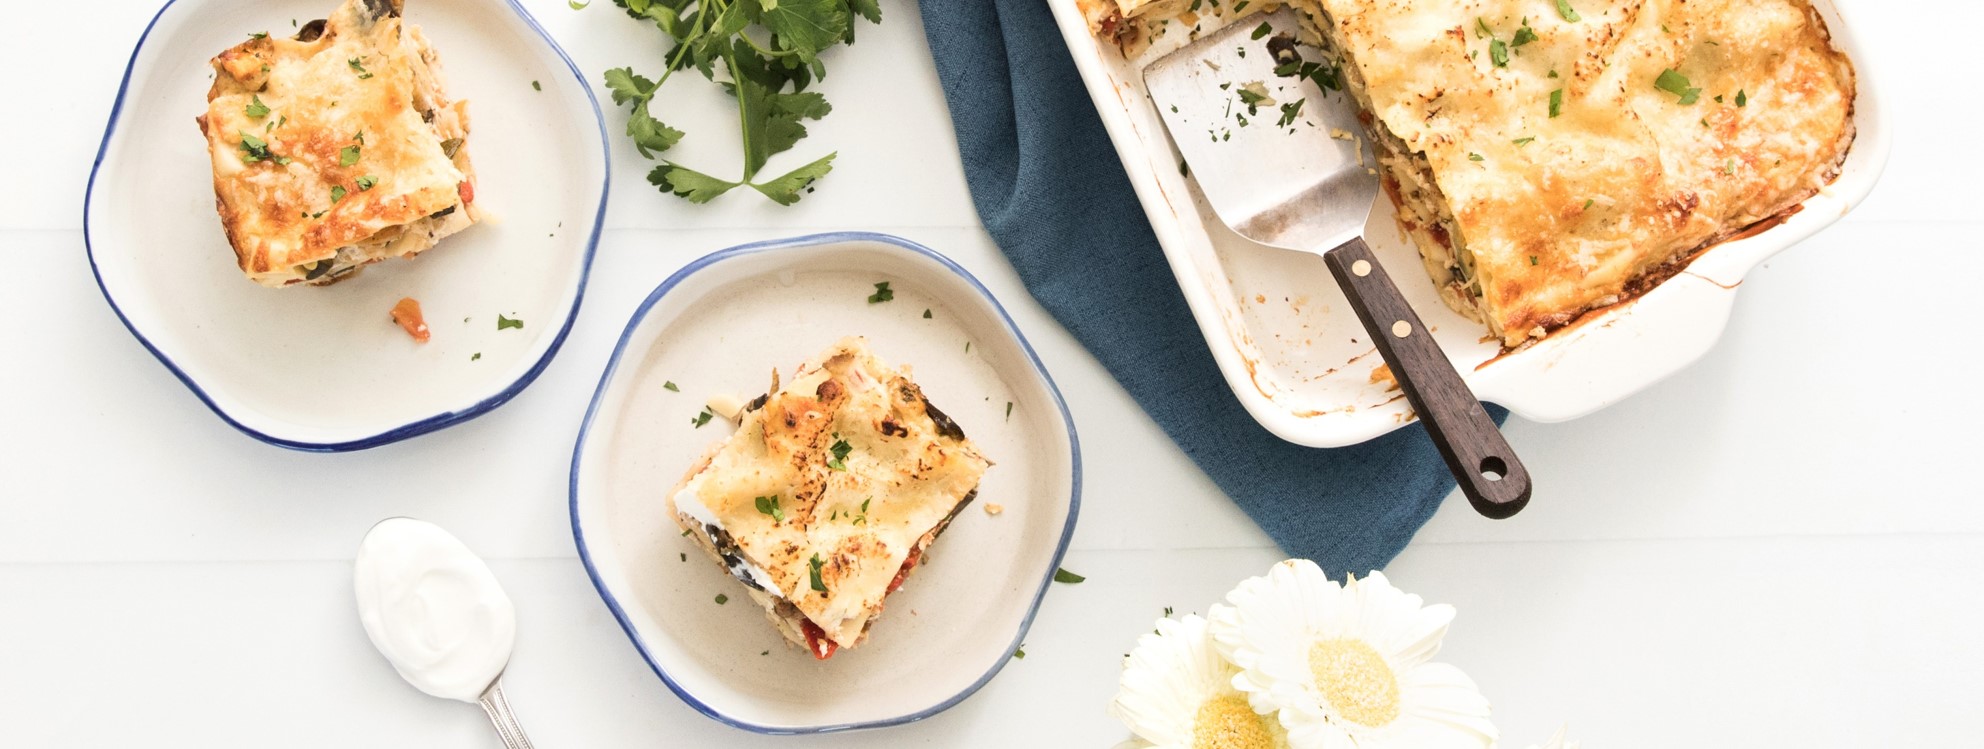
[1517,725,1578,749]
[1111,614,1290,749]
[1207,560,1496,749]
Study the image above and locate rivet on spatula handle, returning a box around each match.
[1322,238,1531,518]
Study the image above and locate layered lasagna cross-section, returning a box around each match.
[1084,0,1856,348]
[668,337,992,660]
[197,0,478,287]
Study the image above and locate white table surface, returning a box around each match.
[4,0,1979,746]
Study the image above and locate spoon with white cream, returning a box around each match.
[355,517,533,748]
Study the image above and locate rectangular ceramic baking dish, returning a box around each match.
[1046,0,1889,447]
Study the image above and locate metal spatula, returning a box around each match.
[1144,9,1531,518]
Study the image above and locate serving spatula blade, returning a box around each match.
[1143,9,1532,518]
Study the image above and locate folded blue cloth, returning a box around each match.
[918,0,1504,574]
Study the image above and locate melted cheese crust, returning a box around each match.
[668,337,991,651]
[1095,0,1855,348]
[197,0,477,287]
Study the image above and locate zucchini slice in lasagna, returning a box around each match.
[667,337,991,660]
[196,0,477,287]
[1093,0,1855,348]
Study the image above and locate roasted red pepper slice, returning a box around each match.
[801,620,838,660]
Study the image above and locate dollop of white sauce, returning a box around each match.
[674,487,782,595]
[354,518,517,703]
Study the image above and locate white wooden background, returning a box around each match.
[4,0,1980,746]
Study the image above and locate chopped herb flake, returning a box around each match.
[496,314,523,330]
[663,381,679,392]
[691,408,714,428]
[1655,69,1701,104]
[355,175,377,191]
[1512,22,1538,47]
[348,57,373,79]
[809,554,828,593]
[1549,88,1564,118]
[1013,647,1026,659]
[1006,402,1014,421]
[1512,136,1536,146]
[1251,22,1272,40]
[1555,0,1581,22]
[330,185,347,203]
[1489,39,1509,67]
[714,593,728,605]
[1529,255,1539,266]
[245,95,270,118]
[868,281,894,304]
[1053,568,1086,584]
[1583,198,1595,210]
[923,309,933,319]
[1735,89,1748,107]
[531,80,542,91]
[249,31,269,40]
[1468,152,1485,162]
[339,145,361,167]
[827,438,852,471]
[755,495,785,523]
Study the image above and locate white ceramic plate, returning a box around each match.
[1048,0,1890,447]
[85,0,607,451]
[569,233,1081,733]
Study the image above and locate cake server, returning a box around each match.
[1143,9,1531,517]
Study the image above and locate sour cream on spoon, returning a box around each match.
[354,518,534,748]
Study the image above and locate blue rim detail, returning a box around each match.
[82,0,610,453]
[568,232,1084,734]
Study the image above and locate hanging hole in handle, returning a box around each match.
[1479,456,1507,482]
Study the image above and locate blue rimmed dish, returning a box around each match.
[84,0,608,451]
[569,232,1082,733]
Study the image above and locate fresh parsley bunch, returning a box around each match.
[604,0,881,205]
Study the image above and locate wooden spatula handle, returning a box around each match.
[1323,237,1531,518]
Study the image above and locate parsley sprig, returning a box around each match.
[602,0,880,205]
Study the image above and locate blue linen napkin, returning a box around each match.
[916,0,1506,574]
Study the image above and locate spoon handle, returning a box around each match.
[478,679,535,749]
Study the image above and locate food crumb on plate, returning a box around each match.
[390,297,430,343]
[984,502,1004,516]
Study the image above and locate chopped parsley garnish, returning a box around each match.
[755,495,785,523]
[355,175,377,191]
[1512,136,1536,146]
[1474,17,1493,38]
[714,593,728,605]
[1012,647,1026,659]
[339,145,362,167]
[440,138,465,159]
[1006,402,1014,420]
[472,352,482,361]
[1512,21,1538,47]
[662,381,679,392]
[497,314,523,330]
[1468,152,1485,162]
[1275,99,1305,128]
[922,309,933,319]
[851,497,870,526]
[868,281,894,304]
[1549,88,1564,118]
[330,185,347,204]
[531,80,542,91]
[808,554,828,593]
[1164,606,1174,616]
[1529,255,1539,266]
[826,437,852,471]
[1655,69,1701,104]
[1251,22,1272,40]
[1053,568,1086,584]
[237,132,274,163]
[1725,158,1737,175]
[348,57,373,79]
[249,31,268,40]
[1583,198,1595,210]
[690,408,714,428]
[1735,89,1748,107]
[1556,0,1581,22]
[569,0,590,7]
[1489,38,1509,67]
[245,95,270,118]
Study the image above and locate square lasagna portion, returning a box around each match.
[196,0,477,287]
[1086,0,1856,348]
[668,337,992,660]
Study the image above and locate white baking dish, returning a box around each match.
[1046,0,1889,447]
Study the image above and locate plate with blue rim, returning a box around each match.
[569,232,1082,733]
[84,0,607,451]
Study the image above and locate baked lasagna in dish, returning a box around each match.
[1083,0,1856,348]
[196,0,478,287]
[667,337,992,660]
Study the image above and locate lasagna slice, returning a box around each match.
[667,337,992,660]
[196,0,478,287]
[1095,0,1855,348]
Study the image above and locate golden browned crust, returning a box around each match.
[666,338,991,655]
[197,0,477,287]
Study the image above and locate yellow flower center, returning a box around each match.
[1191,694,1277,749]
[1307,638,1401,727]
